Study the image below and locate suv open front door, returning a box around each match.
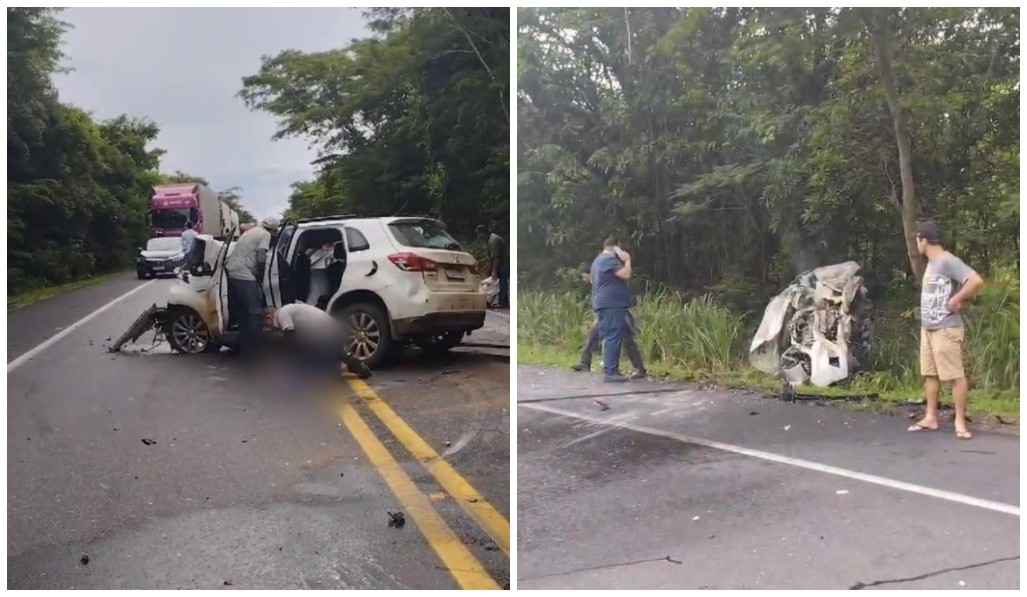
[211,226,237,336]
[265,223,297,308]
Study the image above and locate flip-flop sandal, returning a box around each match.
[955,430,973,440]
[907,423,939,432]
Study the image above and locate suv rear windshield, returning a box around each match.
[389,221,463,251]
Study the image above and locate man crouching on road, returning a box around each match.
[264,303,372,380]
[908,221,984,440]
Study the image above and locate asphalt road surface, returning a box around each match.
[517,365,1019,590]
[8,273,510,589]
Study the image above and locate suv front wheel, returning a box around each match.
[338,303,393,368]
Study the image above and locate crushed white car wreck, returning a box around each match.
[749,261,873,387]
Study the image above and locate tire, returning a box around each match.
[165,307,219,354]
[414,331,464,355]
[337,303,392,369]
[137,271,148,280]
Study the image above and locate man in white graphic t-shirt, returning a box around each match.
[908,221,984,440]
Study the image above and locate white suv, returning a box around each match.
[263,216,486,366]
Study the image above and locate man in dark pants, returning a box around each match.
[571,267,647,378]
[477,225,509,308]
[225,216,279,356]
[589,237,634,383]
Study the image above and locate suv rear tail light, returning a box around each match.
[388,252,438,272]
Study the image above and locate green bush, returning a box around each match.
[520,271,1019,405]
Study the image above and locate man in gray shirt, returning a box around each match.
[225,216,279,355]
[908,221,984,439]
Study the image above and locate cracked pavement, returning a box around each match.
[517,365,1019,590]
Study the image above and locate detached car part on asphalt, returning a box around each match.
[749,261,873,387]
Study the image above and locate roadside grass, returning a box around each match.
[8,271,129,312]
[518,276,1020,421]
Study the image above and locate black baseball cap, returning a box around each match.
[916,221,942,244]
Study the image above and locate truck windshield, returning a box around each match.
[389,221,463,251]
[152,208,191,230]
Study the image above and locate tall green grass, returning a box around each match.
[519,271,1019,415]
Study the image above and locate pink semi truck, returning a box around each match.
[149,183,240,240]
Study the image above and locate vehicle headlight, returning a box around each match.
[167,253,185,262]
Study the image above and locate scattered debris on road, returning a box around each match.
[387,511,406,528]
[108,304,168,353]
[836,490,849,495]
[750,261,872,387]
[141,438,157,446]
[783,425,791,431]
[595,400,610,411]
[79,555,89,566]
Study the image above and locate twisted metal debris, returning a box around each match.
[750,262,873,387]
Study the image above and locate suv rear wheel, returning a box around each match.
[338,303,392,368]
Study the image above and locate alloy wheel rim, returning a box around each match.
[346,312,381,360]
[171,312,209,353]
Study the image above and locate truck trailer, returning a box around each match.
[149,183,239,240]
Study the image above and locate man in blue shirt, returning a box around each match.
[590,237,634,382]
[572,265,647,378]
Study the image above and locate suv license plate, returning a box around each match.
[445,268,465,281]
[152,265,164,271]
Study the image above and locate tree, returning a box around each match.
[518,7,1019,308]
[239,8,510,239]
[865,9,923,280]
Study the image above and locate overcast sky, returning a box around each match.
[54,7,371,219]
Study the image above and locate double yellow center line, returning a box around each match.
[338,378,509,590]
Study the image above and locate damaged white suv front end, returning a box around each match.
[749,261,873,387]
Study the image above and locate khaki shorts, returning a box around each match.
[920,327,965,381]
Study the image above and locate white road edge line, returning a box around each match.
[7,280,158,372]
[522,402,1020,517]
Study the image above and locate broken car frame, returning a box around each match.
[749,261,873,387]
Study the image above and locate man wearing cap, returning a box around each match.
[908,220,984,440]
[225,216,280,355]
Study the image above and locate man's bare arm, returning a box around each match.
[948,271,984,312]
[948,273,981,304]
[614,253,632,280]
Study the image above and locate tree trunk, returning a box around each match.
[869,12,924,281]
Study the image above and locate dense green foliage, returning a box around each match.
[8,9,163,293]
[240,8,510,239]
[518,8,1018,306]
[7,9,256,295]
[518,8,1019,409]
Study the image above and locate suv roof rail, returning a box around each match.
[293,214,360,224]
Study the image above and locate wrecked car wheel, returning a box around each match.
[166,308,217,354]
[338,303,392,368]
[414,331,464,355]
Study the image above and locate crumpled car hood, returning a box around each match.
[750,261,872,387]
